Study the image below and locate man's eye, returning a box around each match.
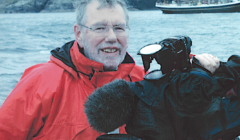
[94,27,106,31]
[114,27,125,31]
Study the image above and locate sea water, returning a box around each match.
[0,11,240,105]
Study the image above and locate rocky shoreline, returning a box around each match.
[0,0,158,14]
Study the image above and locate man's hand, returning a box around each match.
[194,53,220,74]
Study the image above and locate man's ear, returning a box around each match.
[74,24,84,48]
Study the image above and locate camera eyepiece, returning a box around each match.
[138,36,192,73]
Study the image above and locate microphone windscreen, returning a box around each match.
[84,79,136,133]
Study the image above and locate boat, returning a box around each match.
[155,0,240,14]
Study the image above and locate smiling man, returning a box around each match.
[0,0,146,140]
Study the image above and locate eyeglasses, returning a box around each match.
[79,24,130,37]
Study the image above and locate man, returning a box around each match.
[0,0,220,139]
[0,0,145,139]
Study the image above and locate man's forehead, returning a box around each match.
[91,21,126,26]
[85,1,126,26]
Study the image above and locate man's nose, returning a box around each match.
[105,28,117,43]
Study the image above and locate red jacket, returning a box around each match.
[0,41,146,140]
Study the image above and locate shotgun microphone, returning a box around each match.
[84,79,137,133]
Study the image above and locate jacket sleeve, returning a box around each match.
[0,66,53,140]
[213,55,240,92]
[168,55,240,117]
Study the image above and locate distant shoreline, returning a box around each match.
[0,8,159,14]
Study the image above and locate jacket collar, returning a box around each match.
[70,41,135,75]
[70,41,104,76]
[51,40,136,87]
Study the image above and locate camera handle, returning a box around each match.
[96,134,142,140]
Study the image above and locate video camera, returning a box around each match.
[138,36,192,74]
[85,35,240,140]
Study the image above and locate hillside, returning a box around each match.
[0,0,157,13]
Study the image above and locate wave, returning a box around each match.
[0,73,23,77]
[40,50,51,54]
[0,48,29,53]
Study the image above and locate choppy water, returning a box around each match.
[0,11,240,105]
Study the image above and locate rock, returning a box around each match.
[35,0,49,12]
[40,0,75,12]
[0,0,157,13]
[0,0,49,13]
[127,0,158,10]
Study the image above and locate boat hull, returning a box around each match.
[157,1,240,14]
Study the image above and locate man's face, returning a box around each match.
[76,1,128,71]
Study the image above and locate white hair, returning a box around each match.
[74,0,129,26]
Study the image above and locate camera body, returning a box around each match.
[138,36,192,74]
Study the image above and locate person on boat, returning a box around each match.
[0,0,225,139]
[85,53,240,140]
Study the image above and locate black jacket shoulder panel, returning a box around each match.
[122,53,135,64]
[50,40,78,72]
[134,78,169,106]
